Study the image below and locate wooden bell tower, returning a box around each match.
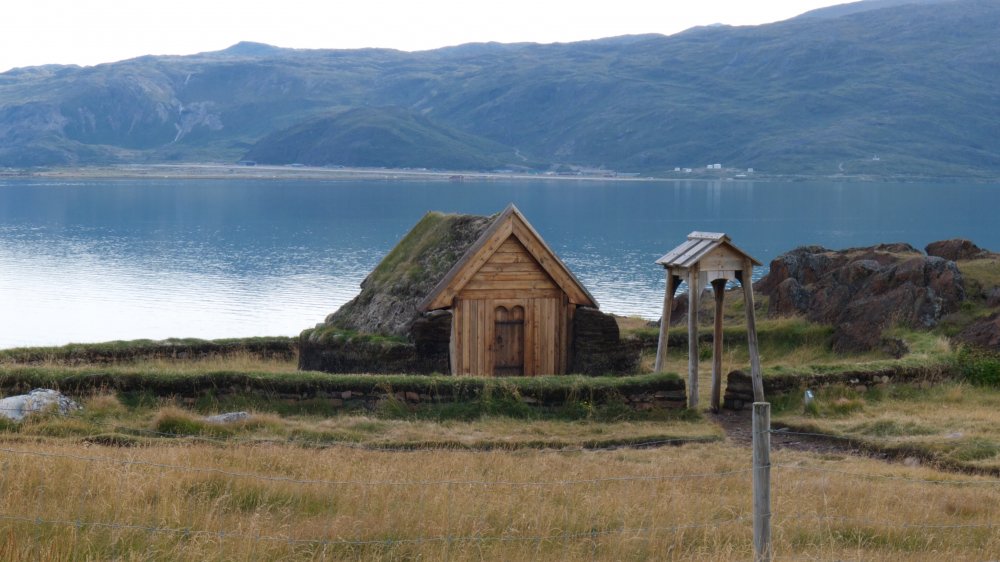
[653,232,764,411]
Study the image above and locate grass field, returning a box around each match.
[774,381,1000,473]
[0,315,996,559]
[0,439,997,560]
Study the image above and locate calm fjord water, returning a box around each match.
[1,178,997,348]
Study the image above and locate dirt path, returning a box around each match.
[709,408,875,457]
[709,408,1000,478]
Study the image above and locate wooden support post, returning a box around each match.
[752,402,772,562]
[741,259,765,402]
[449,300,458,375]
[654,269,676,373]
[687,265,700,409]
[711,279,726,413]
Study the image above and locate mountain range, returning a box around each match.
[0,0,997,179]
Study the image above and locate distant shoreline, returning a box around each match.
[4,164,654,183]
[2,163,996,184]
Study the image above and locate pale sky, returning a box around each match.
[0,0,848,73]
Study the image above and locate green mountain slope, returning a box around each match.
[245,106,525,170]
[0,0,997,177]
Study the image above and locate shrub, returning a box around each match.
[83,394,126,420]
[151,406,211,437]
[955,347,1000,386]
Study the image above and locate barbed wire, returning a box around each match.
[775,513,997,531]
[4,407,999,488]
[0,406,996,558]
[0,445,752,488]
[772,463,1000,486]
[769,428,859,440]
[770,427,1000,452]
[107,426,721,452]
[0,511,749,546]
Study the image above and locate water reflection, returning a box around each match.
[1,178,997,347]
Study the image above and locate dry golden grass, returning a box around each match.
[6,396,721,451]
[140,351,299,373]
[22,350,299,374]
[269,414,718,447]
[777,382,1000,470]
[958,256,1000,294]
[0,439,995,560]
[6,351,298,374]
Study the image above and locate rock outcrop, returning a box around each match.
[955,313,1000,351]
[925,239,993,261]
[757,243,965,352]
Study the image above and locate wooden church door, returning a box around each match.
[493,305,525,375]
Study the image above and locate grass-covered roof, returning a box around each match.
[322,211,495,337]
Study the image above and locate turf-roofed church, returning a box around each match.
[299,204,638,375]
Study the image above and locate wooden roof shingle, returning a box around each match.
[656,232,762,269]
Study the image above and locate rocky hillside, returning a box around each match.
[755,237,1000,356]
[0,0,998,177]
[757,243,965,353]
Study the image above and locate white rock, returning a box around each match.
[0,389,81,422]
[205,411,251,424]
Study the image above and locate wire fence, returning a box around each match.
[0,404,997,560]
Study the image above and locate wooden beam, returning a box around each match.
[654,268,678,372]
[741,258,765,402]
[687,264,700,409]
[458,288,562,300]
[463,279,557,291]
[711,279,727,413]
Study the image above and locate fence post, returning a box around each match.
[752,402,772,562]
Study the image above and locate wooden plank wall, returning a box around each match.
[452,236,570,376]
[453,296,565,376]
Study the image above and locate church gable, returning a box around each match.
[459,237,559,300]
[420,204,597,311]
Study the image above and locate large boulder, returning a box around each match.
[0,389,80,421]
[757,244,965,352]
[925,239,992,261]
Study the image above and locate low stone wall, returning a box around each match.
[570,307,641,375]
[623,388,687,410]
[175,384,687,412]
[3,369,687,413]
[1,338,298,365]
[723,362,958,410]
[297,337,447,374]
